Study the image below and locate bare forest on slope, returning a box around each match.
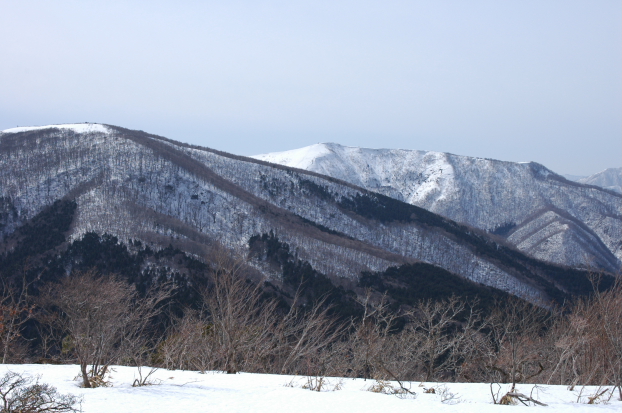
[0,125,620,398]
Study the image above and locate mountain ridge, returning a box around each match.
[252,143,621,272]
[0,124,616,307]
[578,167,622,193]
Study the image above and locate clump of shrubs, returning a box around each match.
[0,371,80,413]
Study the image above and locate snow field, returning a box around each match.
[1,364,619,413]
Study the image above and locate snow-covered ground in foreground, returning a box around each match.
[1,123,109,134]
[1,365,619,413]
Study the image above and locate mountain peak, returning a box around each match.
[578,167,622,193]
[250,143,337,170]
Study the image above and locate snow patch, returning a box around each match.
[251,143,334,170]
[1,123,110,134]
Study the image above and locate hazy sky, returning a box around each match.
[1,1,620,175]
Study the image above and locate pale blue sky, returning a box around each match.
[1,0,620,175]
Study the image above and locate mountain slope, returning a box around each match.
[578,167,622,193]
[0,125,610,305]
[252,143,621,272]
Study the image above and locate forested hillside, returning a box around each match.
[1,124,610,306]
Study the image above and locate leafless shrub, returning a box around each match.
[367,379,395,394]
[366,379,415,398]
[588,276,622,400]
[274,294,344,376]
[283,375,342,392]
[132,366,161,387]
[573,386,613,404]
[546,307,590,386]
[0,371,80,413]
[436,384,461,404]
[301,376,343,392]
[490,383,548,406]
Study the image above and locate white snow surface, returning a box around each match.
[258,143,335,170]
[1,364,619,413]
[253,143,459,206]
[1,123,110,134]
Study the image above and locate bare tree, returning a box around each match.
[159,310,214,372]
[502,274,622,401]
[201,251,279,374]
[275,294,344,376]
[553,276,622,397]
[546,303,595,386]
[590,276,622,399]
[401,296,481,382]
[340,291,398,380]
[485,296,551,390]
[0,266,35,364]
[42,270,173,388]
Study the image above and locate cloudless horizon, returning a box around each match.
[1,0,620,176]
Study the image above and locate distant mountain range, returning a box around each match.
[563,168,622,194]
[253,143,621,273]
[581,168,622,193]
[0,125,617,310]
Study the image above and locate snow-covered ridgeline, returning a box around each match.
[253,143,460,207]
[253,143,622,272]
[578,167,622,193]
[1,123,110,135]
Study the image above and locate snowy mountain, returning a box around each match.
[252,143,621,272]
[0,125,613,305]
[578,167,622,194]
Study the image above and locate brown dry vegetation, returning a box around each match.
[0,248,620,398]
